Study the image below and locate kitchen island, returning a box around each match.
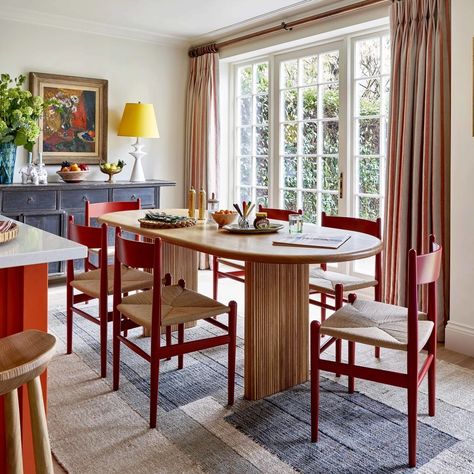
[0,216,87,473]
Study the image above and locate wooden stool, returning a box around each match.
[0,330,56,474]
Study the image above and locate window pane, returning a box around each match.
[281,60,298,88]
[322,84,339,118]
[283,89,298,121]
[256,126,269,155]
[382,35,391,75]
[322,193,338,216]
[283,190,297,210]
[256,63,269,93]
[382,78,390,116]
[256,188,268,207]
[321,52,339,82]
[359,196,380,220]
[256,94,268,124]
[359,157,380,194]
[239,186,252,202]
[355,38,381,78]
[283,124,298,154]
[238,97,252,125]
[356,79,381,116]
[322,156,339,191]
[357,119,380,155]
[303,122,318,154]
[302,157,317,189]
[303,191,318,222]
[323,121,339,154]
[239,66,252,95]
[239,157,252,185]
[302,87,318,120]
[302,55,318,85]
[283,157,297,188]
[256,157,268,187]
[239,127,252,155]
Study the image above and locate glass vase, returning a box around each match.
[0,142,17,184]
[238,216,250,229]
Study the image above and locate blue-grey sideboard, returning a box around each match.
[0,179,175,274]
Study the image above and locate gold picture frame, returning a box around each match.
[30,72,108,164]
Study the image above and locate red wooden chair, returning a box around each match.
[212,205,302,300]
[67,216,153,377]
[112,230,237,428]
[85,199,142,270]
[311,235,442,468]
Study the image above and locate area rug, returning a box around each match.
[48,307,474,473]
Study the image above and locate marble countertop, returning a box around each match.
[0,216,87,269]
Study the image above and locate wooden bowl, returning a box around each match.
[57,170,90,183]
[211,212,238,228]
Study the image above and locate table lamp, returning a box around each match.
[117,102,159,182]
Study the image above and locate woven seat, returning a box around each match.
[70,265,153,298]
[118,286,230,329]
[321,299,433,351]
[309,267,378,293]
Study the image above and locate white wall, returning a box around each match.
[0,18,188,207]
[445,0,474,356]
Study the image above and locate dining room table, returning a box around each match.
[98,208,383,400]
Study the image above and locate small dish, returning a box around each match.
[222,223,284,234]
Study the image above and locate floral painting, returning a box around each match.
[30,73,108,164]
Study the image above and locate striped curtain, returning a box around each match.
[383,0,451,338]
[184,50,219,269]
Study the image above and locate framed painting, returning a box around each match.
[30,72,108,164]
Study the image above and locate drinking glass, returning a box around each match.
[288,214,303,233]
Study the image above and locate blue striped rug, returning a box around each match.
[50,308,462,473]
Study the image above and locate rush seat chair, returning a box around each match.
[310,235,442,468]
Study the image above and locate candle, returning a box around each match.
[188,187,196,218]
[198,188,206,220]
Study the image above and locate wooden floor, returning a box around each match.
[47,274,474,473]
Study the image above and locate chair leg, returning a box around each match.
[178,324,184,370]
[99,294,108,378]
[320,293,326,323]
[335,339,342,377]
[227,301,237,406]
[27,377,54,474]
[149,355,160,429]
[113,312,121,391]
[348,341,355,393]
[408,381,418,467]
[4,389,23,474]
[310,320,321,442]
[334,284,344,377]
[375,346,381,359]
[428,337,437,417]
[166,326,172,361]
[213,255,219,300]
[66,285,73,355]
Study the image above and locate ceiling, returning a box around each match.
[0,0,330,44]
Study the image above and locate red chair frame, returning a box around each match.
[66,216,110,377]
[212,205,302,300]
[311,235,442,468]
[112,230,238,428]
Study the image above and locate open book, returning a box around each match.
[273,233,351,249]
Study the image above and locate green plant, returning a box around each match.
[0,74,52,152]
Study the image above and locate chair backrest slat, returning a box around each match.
[85,199,141,226]
[258,205,302,222]
[115,231,155,269]
[321,212,382,239]
[68,216,105,250]
[416,242,442,285]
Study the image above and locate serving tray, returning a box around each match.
[139,212,196,229]
[0,220,19,244]
[222,223,284,234]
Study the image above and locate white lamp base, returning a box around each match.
[129,137,146,182]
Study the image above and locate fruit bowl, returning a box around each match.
[57,170,90,183]
[211,211,238,228]
[99,160,125,182]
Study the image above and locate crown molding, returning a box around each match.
[0,5,190,47]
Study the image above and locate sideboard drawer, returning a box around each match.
[2,190,56,212]
[112,187,155,207]
[61,189,109,209]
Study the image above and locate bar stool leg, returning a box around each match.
[27,377,54,474]
[4,388,23,474]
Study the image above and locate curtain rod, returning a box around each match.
[189,0,390,57]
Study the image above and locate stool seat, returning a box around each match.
[0,330,56,396]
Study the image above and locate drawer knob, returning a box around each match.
[82,196,87,202]
[27,197,34,204]
[131,194,137,200]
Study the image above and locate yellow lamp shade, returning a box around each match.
[117,103,160,138]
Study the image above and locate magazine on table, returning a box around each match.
[273,233,351,249]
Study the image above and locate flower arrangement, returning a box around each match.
[0,74,50,152]
[49,92,79,132]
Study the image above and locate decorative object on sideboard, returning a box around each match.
[20,152,48,185]
[30,72,108,165]
[57,161,90,182]
[0,74,51,184]
[117,102,159,182]
[99,159,125,182]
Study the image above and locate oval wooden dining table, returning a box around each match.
[99,209,383,400]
